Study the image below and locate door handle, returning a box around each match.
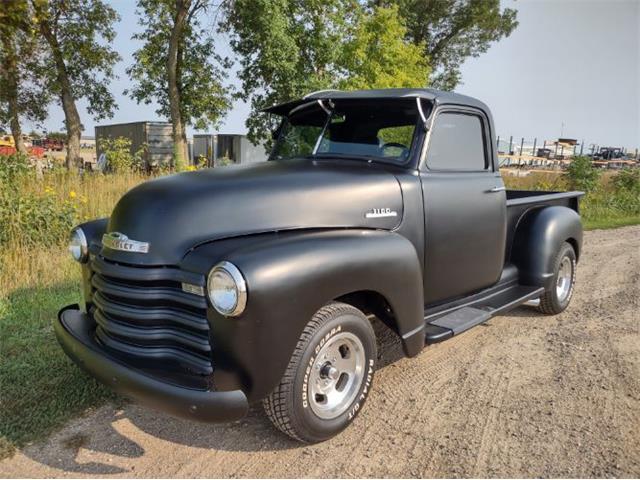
[487,186,506,193]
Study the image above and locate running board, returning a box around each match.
[424,285,544,345]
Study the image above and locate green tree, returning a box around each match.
[0,0,49,154]
[339,5,429,90]
[223,1,429,143]
[30,0,120,169]
[380,0,518,89]
[127,0,232,170]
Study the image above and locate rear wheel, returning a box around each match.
[263,302,376,443]
[538,242,576,314]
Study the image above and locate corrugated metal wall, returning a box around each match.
[145,123,173,166]
[95,121,173,169]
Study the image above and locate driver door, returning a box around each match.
[420,108,507,304]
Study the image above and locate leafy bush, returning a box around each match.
[0,153,31,184]
[564,156,601,192]
[99,136,145,173]
[612,167,640,194]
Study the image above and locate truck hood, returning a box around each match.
[104,159,403,265]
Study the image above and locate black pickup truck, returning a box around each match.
[56,89,583,443]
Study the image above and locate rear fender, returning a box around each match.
[511,206,583,289]
[206,229,424,402]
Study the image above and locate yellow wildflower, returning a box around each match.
[186,165,197,172]
[69,190,77,199]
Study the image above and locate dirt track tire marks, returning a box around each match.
[0,226,638,478]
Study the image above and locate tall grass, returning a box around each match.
[0,162,147,459]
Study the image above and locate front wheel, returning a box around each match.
[263,302,377,443]
[538,242,577,314]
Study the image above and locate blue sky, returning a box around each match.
[34,0,639,149]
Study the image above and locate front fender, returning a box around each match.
[511,206,583,289]
[199,229,424,402]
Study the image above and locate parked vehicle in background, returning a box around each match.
[0,134,46,157]
[55,89,584,443]
[536,148,553,158]
[33,137,65,151]
[0,134,16,148]
[599,147,624,160]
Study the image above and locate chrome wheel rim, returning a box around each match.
[556,256,573,302]
[308,332,366,420]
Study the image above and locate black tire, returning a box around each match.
[263,302,377,443]
[538,242,577,315]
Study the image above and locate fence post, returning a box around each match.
[519,137,524,156]
[496,135,500,149]
[580,141,584,156]
[509,136,513,155]
[532,138,537,157]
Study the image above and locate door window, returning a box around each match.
[427,112,488,171]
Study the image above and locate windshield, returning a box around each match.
[269,99,422,165]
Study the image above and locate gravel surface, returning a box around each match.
[1,226,638,478]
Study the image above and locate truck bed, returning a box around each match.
[505,189,584,260]
[506,189,584,208]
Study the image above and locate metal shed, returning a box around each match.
[95,121,173,169]
[191,134,267,166]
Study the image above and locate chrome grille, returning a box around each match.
[89,256,213,376]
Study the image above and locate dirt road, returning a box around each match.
[1,226,638,478]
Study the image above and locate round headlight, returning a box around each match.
[68,228,88,263]
[207,261,247,317]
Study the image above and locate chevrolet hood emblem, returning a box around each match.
[102,232,150,254]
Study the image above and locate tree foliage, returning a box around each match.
[380,0,518,90]
[339,5,430,90]
[30,0,121,168]
[127,0,232,130]
[32,0,121,120]
[0,0,50,153]
[127,0,232,169]
[223,0,430,143]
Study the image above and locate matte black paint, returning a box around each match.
[57,88,584,422]
[510,206,583,288]
[55,305,248,422]
[187,229,424,401]
[106,160,403,266]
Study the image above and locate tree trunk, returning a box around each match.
[1,32,27,155]
[38,18,82,170]
[167,0,190,170]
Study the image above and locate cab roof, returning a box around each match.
[262,88,490,116]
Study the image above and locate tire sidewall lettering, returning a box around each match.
[348,359,374,420]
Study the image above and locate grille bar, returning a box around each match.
[93,291,209,331]
[95,327,213,374]
[91,255,205,286]
[89,256,213,378]
[92,274,207,309]
[94,309,211,353]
